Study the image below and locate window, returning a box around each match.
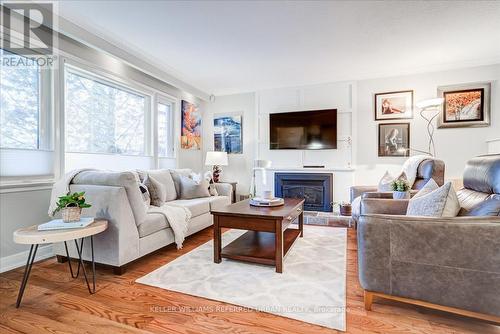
[158,99,173,157]
[65,68,148,156]
[0,49,40,149]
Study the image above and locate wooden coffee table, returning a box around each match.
[211,198,304,273]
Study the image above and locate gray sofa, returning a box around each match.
[54,169,232,274]
[357,155,500,322]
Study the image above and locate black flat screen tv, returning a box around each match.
[270,109,337,150]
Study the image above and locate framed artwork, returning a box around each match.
[213,114,242,154]
[437,82,491,128]
[181,100,202,150]
[378,123,410,157]
[374,90,413,120]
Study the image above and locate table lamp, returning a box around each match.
[205,151,228,183]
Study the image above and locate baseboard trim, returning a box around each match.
[0,245,54,273]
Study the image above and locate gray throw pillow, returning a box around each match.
[170,169,192,198]
[144,176,166,207]
[147,169,176,202]
[460,195,500,216]
[179,176,210,199]
[407,182,460,217]
[412,178,439,199]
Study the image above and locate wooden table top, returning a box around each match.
[211,198,304,219]
[13,220,108,245]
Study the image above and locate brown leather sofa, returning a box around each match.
[350,158,445,225]
[350,158,445,202]
[357,154,500,322]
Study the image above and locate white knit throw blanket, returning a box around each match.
[401,155,433,188]
[148,204,192,249]
[48,168,97,216]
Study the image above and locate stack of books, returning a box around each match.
[38,217,94,231]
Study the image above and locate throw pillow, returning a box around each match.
[179,176,211,199]
[407,182,460,217]
[170,169,192,198]
[412,178,439,199]
[147,169,176,202]
[139,183,151,209]
[378,171,408,192]
[144,176,166,207]
[460,195,500,216]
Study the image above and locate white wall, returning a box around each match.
[355,64,500,184]
[205,93,256,195]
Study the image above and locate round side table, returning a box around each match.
[13,219,108,308]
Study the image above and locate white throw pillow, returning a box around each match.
[407,182,460,217]
[378,171,408,192]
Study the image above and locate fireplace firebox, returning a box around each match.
[274,173,332,212]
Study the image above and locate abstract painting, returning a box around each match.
[437,82,491,128]
[378,123,410,157]
[213,115,242,154]
[374,90,413,120]
[181,100,202,150]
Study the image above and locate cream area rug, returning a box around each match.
[136,225,347,331]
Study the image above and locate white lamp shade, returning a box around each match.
[205,151,228,166]
[416,98,444,109]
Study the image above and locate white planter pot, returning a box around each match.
[393,191,410,199]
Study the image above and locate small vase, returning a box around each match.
[61,207,82,222]
[393,191,410,199]
[340,204,352,216]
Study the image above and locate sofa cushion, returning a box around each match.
[145,175,166,207]
[456,188,491,211]
[463,154,500,194]
[170,169,192,198]
[72,170,147,226]
[208,195,231,211]
[168,197,210,217]
[459,194,500,217]
[407,182,460,217]
[146,169,177,202]
[137,212,170,238]
[179,176,211,199]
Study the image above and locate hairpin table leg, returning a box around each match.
[74,238,95,294]
[16,244,39,308]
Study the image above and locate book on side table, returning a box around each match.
[38,217,95,231]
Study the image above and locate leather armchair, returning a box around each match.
[357,154,500,322]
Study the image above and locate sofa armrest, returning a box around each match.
[360,198,409,215]
[362,191,393,199]
[53,185,140,267]
[357,214,500,316]
[214,183,233,198]
[350,185,377,202]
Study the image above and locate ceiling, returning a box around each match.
[58,1,500,96]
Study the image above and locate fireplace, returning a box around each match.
[274,173,332,212]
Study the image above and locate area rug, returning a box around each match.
[136,226,347,331]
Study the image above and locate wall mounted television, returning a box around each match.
[269,109,337,150]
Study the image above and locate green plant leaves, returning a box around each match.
[53,191,92,214]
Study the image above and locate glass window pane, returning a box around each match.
[65,70,146,155]
[158,102,171,157]
[0,49,40,149]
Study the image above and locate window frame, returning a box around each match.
[63,61,154,157]
[156,95,175,159]
[0,47,53,151]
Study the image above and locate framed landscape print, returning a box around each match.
[437,82,491,128]
[378,123,410,157]
[213,114,242,154]
[374,90,413,120]
[181,100,202,150]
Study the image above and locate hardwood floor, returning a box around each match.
[0,226,498,334]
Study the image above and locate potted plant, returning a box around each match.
[53,192,92,222]
[333,201,352,216]
[391,179,410,199]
